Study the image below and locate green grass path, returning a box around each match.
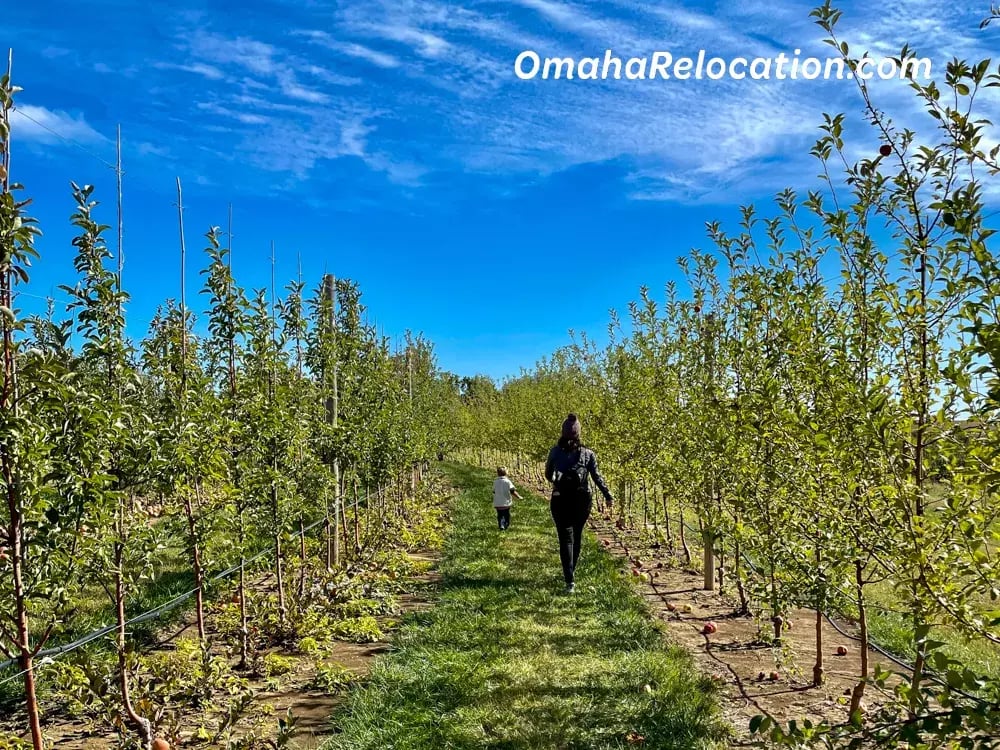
[323,463,727,749]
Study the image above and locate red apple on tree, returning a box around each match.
[879,144,892,156]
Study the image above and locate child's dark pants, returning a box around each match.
[496,507,511,530]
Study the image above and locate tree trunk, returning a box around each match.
[237,509,249,670]
[702,527,715,591]
[662,490,673,552]
[734,536,750,615]
[850,559,870,718]
[275,530,286,623]
[679,502,692,565]
[325,510,332,573]
[353,477,361,553]
[332,464,342,568]
[641,483,649,538]
[813,535,824,686]
[298,518,306,601]
[273,463,286,625]
[115,536,151,747]
[813,609,824,686]
[10,507,44,750]
[183,491,206,645]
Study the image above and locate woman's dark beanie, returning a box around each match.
[561,413,581,442]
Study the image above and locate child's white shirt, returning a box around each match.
[493,476,515,508]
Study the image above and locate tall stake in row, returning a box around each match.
[322,274,342,570]
[175,178,208,645]
[271,241,287,624]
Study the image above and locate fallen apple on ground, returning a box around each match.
[702,621,718,635]
[836,645,848,656]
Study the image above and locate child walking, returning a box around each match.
[492,467,522,530]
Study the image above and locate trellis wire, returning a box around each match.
[0,494,367,686]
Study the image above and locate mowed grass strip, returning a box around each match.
[323,463,728,750]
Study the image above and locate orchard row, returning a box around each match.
[0,76,463,750]
[461,14,1000,750]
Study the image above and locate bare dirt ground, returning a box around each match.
[4,552,441,750]
[584,509,901,747]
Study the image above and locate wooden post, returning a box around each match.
[323,274,341,569]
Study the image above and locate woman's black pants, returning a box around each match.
[550,492,592,584]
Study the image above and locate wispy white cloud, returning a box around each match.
[136,142,171,158]
[299,64,363,86]
[94,61,140,76]
[11,104,106,145]
[189,31,276,76]
[32,0,991,206]
[296,30,401,68]
[239,110,370,176]
[155,61,226,80]
[275,70,330,103]
[509,0,635,42]
[196,100,271,125]
[356,22,452,59]
[337,41,400,69]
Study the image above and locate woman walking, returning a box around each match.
[545,413,613,593]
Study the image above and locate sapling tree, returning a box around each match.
[306,276,342,570]
[0,74,92,750]
[242,287,294,626]
[141,301,224,647]
[200,230,252,668]
[808,0,994,720]
[807,113,903,715]
[61,183,159,747]
[278,279,329,589]
[676,252,730,592]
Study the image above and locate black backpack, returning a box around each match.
[555,449,589,495]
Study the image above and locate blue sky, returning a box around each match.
[4,0,996,380]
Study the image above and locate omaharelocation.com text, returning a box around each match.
[513,49,933,81]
